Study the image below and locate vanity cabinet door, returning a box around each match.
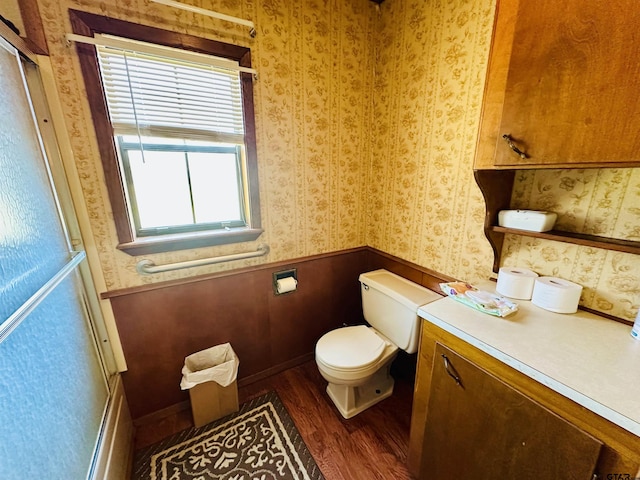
[476,0,640,168]
[420,343,602,479]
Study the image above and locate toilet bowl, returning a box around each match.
[315,269,441,419]
[316,325,398,385]
[316,325,398,418]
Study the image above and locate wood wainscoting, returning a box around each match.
[102,247,454,420]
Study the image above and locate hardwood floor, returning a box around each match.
[134,359,415,479]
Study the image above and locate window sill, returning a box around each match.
[117,228,264,256]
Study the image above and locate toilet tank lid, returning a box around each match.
[359,269,442,310]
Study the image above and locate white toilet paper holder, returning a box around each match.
[273,268,297,295]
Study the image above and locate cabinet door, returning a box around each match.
[492,0,640,167]
[420,344,602,479]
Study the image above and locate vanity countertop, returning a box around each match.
[417,283,640,437]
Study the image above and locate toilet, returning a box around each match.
[315,269,441,419]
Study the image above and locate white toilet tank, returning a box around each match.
[359,270,441,354]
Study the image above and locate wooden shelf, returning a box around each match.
[492,226,640,255]
[474,169,640,272]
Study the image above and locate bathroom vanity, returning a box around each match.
[408,290,640,478]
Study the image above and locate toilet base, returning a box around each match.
[325,366,395,419]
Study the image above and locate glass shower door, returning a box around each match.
[0,36,109,479]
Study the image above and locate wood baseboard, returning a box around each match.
[133,352,315,427]
[133,400,192,428]
[238,352,315,389]
[91,375,134,480]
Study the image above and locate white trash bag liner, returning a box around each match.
[180,342,239,390]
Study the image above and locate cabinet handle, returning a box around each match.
[502,134,528,159]
[441,354,463,387]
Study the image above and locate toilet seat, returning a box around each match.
[316,325,387,371]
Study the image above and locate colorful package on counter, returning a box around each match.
[439,282,518,317]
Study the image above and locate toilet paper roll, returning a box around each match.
[496,267,539,299]
[531,277,582,314]
[276,277,297,294]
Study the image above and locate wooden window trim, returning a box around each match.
[69,10,262,256]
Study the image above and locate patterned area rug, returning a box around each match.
[133,391,325,480]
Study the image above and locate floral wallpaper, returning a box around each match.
[368,0,497,283]
[31,0,376,289]
[371,1,640,321]
[0,1,25,35]
[503,169,640,320]
[23,0,640,321]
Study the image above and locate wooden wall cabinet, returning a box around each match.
[475,0,640,170]
[474,0,640,273]
[408,321,640,479]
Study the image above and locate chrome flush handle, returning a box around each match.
[502,134,528,159]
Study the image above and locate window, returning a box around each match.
[70,10,262,255]
[97,42,250,237]
[117,137,245,236]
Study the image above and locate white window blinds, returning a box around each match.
[96,41,245,143]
